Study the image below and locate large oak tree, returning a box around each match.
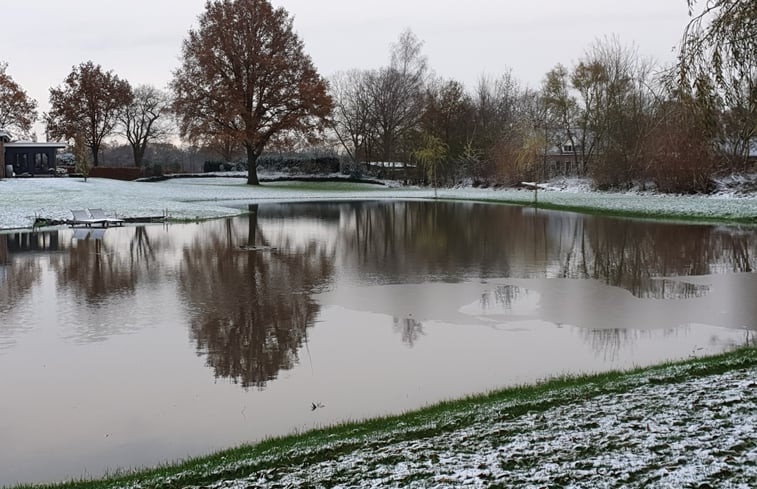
[171,0,332,185]
[0,62,38,138]
[46,61,132,166]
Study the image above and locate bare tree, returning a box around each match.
[0,62,37,138]
[492,89,550,186]
[473,71,524,181]
[329,70,375,163]
[421,78,474,156]
[120,85,172,167]
[46,61,131,166]
[541,64,582,172]
[541,38,658,187]
[171,0,332,185]
[365,29,428,162]
[642,97,715,193]
[473,71,520,148]
[572,38,657,186]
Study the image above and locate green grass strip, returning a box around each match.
[436,195,757,226]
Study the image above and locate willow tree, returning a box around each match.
[171,0,332,185]
[680,0,756,83]
[680,0,757,167]
[413,133,447,198]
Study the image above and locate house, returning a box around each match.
[366,161,417,180]
[543,138,586,177]
[1,130,67,177]
[541,128,593,178]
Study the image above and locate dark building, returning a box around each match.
[2,128,68,177]
[3,141,67,177]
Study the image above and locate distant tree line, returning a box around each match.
[331,19,755,193]
[0,0,754,192]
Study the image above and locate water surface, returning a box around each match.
[0,201,755,486]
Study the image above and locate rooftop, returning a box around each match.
[5,141,67,149]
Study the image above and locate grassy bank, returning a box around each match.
[16,346,757,489]
[1,177,756,229]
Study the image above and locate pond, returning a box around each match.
[0,201,755,486]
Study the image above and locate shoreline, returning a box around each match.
[0,177,756,231]
[12,346,756,489]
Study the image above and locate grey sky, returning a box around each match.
[1,0,692,139]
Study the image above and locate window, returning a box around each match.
[15,153,28,171]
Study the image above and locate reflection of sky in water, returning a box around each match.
[0,202,755,486]
[317,274,755,335]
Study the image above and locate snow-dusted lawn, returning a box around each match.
[103,349,755,489]
[201,365,757,488]
[0,177,399,229]
[0,176,755,230]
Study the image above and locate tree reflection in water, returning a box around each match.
[179,205,335,389]
[1,202,753,381]
[580,327,680,362]
[0,233,46,314]
[0,233,47,349]
[340,202,755,298]
[53,232,137,303]
[393,317,424,347]
[337,202,755,347]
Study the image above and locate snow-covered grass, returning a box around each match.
[0,175,755,230]
[18,346,756,489]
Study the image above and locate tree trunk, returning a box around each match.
[91,144,100,166]
[247,204,258,246]
[131,142,145,168]
[246,144,260,185]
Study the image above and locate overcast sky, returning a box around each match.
[1,0,693,140]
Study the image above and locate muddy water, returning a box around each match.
[0,201,754,486]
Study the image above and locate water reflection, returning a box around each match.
[481,286,540,315]
[0,234,45,349]
[333,202,755,298]
[0,233,46,314]
[393,316,424,347]
[581,327,680,362]
[53,232,137,305]
[179,205,335,389]
[0,202,754,361]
